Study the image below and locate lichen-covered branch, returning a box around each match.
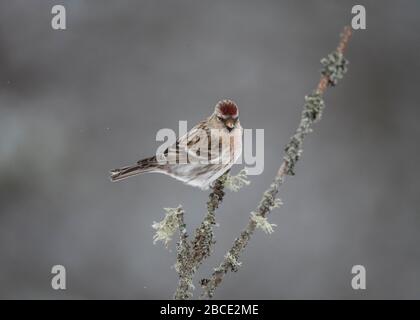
[200,26,352,299]
[153,170,249,300]
[171,206,194,300]
[173,171,229,299]
[190,172,228,264]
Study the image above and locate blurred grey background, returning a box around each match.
[0,0,419,299]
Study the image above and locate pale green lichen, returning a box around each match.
[271,198,283,209]
[152,205,183,246]
[303,93,325,123]
[250,212,277,234]
[224,169,250,192]
[321,51,349,86]
[224,252,242,272]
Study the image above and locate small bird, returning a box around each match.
[110,100,243,189]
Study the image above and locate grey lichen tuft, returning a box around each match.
[152,205,184,246]
[303,93,325,123]
[224,169,250,192]
[321,51,349,87]
[250,212,277,234]
[224,252,242,272]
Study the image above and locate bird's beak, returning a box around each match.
[225,118,235,130]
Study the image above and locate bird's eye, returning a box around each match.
[217,116,224,121]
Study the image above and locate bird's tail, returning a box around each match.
[110,156,163,182]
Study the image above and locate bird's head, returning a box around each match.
[214,99,239,132]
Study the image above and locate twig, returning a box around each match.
[200,26,352,299]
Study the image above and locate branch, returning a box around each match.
[172,206,194,300]
[173,172,228,299]
[200,26,352,299]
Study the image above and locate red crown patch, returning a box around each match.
[217,100,238,117]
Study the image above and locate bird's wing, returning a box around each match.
[163,120,221,165]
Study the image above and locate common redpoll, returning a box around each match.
[110,100,243,189]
